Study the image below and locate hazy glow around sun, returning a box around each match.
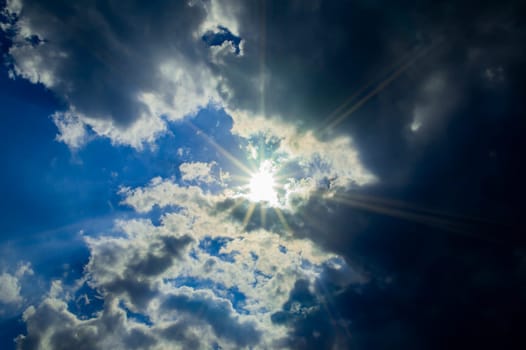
[248,162,278,205]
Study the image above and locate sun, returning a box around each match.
[248,162,278,205]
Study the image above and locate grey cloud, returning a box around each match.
[6,0,207,125]
[213,0,526,184]
[2,0,524,153]
[159,320,202,349]
[162,291,261,347]
[5,1,526,349]
[87,233,192,310]
[131,235,193,276]
[17,299,156,350]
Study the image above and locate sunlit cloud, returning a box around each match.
[15,165,366,348]
[1,0,524,348]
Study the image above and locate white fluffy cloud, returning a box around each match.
[16,175,365,348]
[2,0,377,198]
[179,162,218,184]
[3,0,223,149]
[229,108,376,199]
[0,262,33,311]
[0,273,22,304]
[3,1,375,347]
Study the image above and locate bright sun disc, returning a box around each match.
[248,165,278,205]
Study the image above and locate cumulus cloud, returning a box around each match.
[0,261,33,311]
[2,0,222,149]
[0,0,405,160]
[4,0,523,348]
[1,0,377,203]
[51,111,89,150]
[15,172,366,348]
[179,161,217,184]
[119,177,213,213]
[0,273,22,304]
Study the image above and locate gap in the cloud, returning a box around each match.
[252,270,273,288]
[146,204,186,227]
[0,316,26,350]
[67,282,105,320]
[198,236,238,263]
[250,251,259,261]
[81,106,250,194]
[118,301,153,327]
[69,106,247,230]
[202,25,242,55]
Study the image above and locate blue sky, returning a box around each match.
[1,0,526,349]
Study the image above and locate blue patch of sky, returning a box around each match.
[67,282,105,320]
[0,316,25,350]
[118,301,153,327]
[198,236,238,263]
[0,15,259,350]
[252,269,272,288]
[188,247,200,261]
[0,71,246,240]
[300,259,323,275]
[0,54,254,329]
[202,26,242,55]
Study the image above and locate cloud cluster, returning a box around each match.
[179,161,218,185]
[2,0,376,194]
[2,0,224,149]
[4,0,526,348]
[16,175,364,348]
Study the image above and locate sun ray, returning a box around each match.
[325,192,501,242]
[273,206,293,237]
[335,191,498,226]
[258,0,267,120]
[187,121,254,176]
[319,38,442,134]
[242,202,257,228]
[260,203,267,228]
[317,280,353,343]
[296,210,330,237]
[220,197,246,218]
[318,44,427,135]
[332,194,466,230]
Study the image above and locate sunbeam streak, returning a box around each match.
[242,202,257,228]
[318,44,428,134]
[319,38,443,134]
[325,192,502,242]
[187,121,254,176]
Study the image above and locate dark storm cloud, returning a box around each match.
[212,1,526,348]
[276,203,526,348]
[216,0,526,185]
